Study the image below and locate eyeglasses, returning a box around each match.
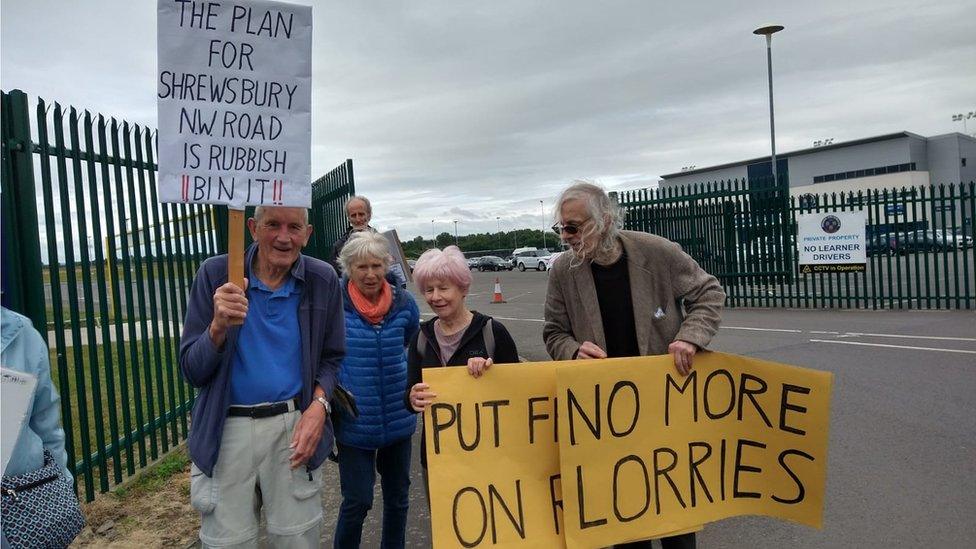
[551,219,589,235]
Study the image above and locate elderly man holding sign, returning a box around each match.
[180,206,345,547]
[160,0,326,544]
[544,181,726,549]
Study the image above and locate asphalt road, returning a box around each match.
[249,269,975,548]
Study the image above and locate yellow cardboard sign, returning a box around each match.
[423,352,832,548]
[424,362,565,548]
[555,352,832,548]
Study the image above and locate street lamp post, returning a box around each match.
[496,216,501,249]
[753,24,784,187]
[540,200,547,250]
[453,220,459,246]
[431,220,435,246]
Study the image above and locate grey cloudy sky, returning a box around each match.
[2,0,974,240]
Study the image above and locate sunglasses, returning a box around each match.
[551,219,589,235]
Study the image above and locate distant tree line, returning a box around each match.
[400,229,561,258]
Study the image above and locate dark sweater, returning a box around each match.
[404,311,519,465]
[591,253,639,358]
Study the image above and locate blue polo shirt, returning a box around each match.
[229,275,303,405]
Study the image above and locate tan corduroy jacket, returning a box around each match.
[544,230,726,360]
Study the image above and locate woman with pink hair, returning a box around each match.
[403,246,519,475]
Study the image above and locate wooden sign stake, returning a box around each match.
[228,208,245,289]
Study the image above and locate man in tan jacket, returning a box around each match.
[543,181,726,549]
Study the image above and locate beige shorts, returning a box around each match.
[190,410,323,548]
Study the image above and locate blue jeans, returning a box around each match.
[333,438,412,548]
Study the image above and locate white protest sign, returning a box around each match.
[1,368,38,474]
[797,211,867,274]
[157,0,312,208]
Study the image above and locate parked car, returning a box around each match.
[541,251,566,270]
[475,256,512,271]
[866,233,895,256]
[466,257,480,269]
[407,259,416,273]
[896,230,953,254]
[933,229,974,249]
[513,249,553,271]
[953,229,974,249]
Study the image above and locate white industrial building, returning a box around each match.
[658,131,975,229]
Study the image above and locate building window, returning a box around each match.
[813,162,917,184]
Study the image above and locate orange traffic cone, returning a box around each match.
[491,277,506,304]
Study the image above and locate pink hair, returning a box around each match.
[413,246,472,293]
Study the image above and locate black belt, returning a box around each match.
[228,397,301,418]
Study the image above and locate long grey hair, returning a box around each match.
[554,180,625,266]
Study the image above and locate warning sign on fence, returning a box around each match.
[797,211,867,273]
[156,0,312,208]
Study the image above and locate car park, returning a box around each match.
[475,256,513,271]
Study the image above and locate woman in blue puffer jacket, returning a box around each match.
[333,231,420,549]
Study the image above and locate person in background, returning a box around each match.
[543,181,725,549]
[328,195,375,273]
[328,195,408,289]
[179,206,345,548]
[405,246,520,492]
[2,307,84,548]
[332,231,420,549]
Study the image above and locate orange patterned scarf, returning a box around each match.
[347,280,393,324]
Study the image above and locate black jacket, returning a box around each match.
[404,311,519,466]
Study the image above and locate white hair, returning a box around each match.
[345,195,372,216]
[554,180,625,264]
[338,231,392,274]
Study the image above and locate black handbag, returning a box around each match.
[327,384,359,462]
[331,384,359,420]
[1,450,86,549]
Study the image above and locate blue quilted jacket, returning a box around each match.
[335,276,420,450]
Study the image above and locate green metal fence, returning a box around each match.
[618,178,976,310]
[307,159,356,261]
[2,89,218,502]
[1,89,355,501]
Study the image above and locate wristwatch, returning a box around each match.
[314,396,331,414]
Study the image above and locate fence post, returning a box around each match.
[0,89,47,330]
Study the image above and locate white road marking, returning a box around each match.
[809,339,976,355]
[724,326,803,333]
[724,326,976,342]
[841,332,976,342]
